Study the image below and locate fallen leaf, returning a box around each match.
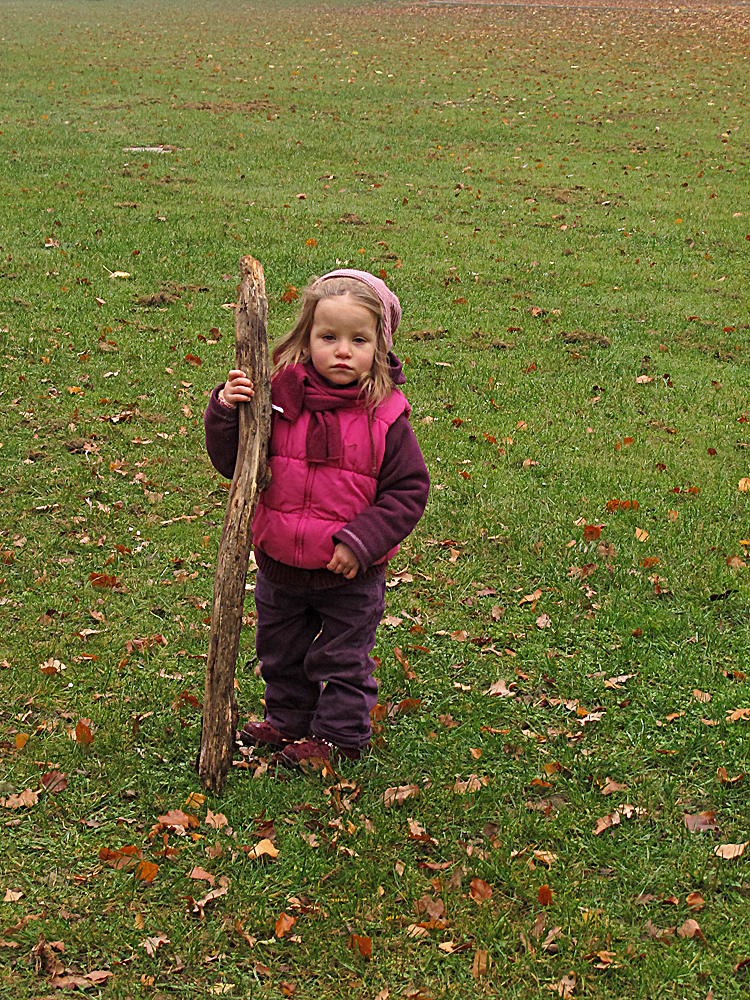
[677,918,705,942]
[693,689,711,704]
[726,707,750,722]
[683,812,719,833]
[471,947,489,978]
[383,784,419,807]
[601,778,628,796]
[244,838,279,860]
[550,973,577,998]
[189,866,215,885]
[713,842,747,860]
[520,588,542,605]
[536,613,552,629]
[348,933,372,958]
[275,912,297,938]
[485,678,516,697]
[140,933,170,956]
[73,720,94,744]
[635,527,649,542]
[533,850,558,867]
[1,788,39,809]
[593,811,621,835]
[717,767,744,785]
[686,891,705,910]
[137,860,158,882]
[469,877,493,903]
[99,845,142,870]
[538,884,553,907]
[739,478,750,492]
[158,809,198,832]
[40,657,67,676]
[636,374,653,384]
[14,733,29,750]
[3,889,23,902]
[583,524,602,541]
[453,774,488,794]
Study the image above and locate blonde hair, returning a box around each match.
[272,276,393,406]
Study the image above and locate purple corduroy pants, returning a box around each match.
[253,569,385,749]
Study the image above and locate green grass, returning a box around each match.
[1,0,750,996]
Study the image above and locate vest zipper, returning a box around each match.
[294,463,316,564]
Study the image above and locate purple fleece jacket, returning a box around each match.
[204,369,429,590]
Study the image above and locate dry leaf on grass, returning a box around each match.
[244,838,278,860]
[713,842,748,860]
[686,891,705,910]
[348,933,372,958]
[453,774,488,794]
[677,918,706,941]
[382,784,419,807]
[471,947,489,978]
[0,788,39,809]
[469,877,493,903]
[275,912,296,938]
[717,767,744,785]
[485,678,516,697]
[140,933,170,956]
[683,811,719,833]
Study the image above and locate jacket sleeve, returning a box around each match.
[333,414,429,572]
[204,384,239,479]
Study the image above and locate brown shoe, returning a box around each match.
[280,737,363,768]
[240,720,295,748]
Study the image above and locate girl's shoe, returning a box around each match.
[240,720,294,748]
[280,737,363,768]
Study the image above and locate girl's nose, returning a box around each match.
[335,340,352,356]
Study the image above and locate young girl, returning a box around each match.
[205,269,429,767]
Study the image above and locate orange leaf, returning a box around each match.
[74,720,94,744]
[469,877,493,903]
[99,845,142,870]
[184,354,202,366]
[275,912,297,939]
[137,860,159,882]
[538,884,553,907]
[583,524,602,541]
[714,842,747,860]
[348,933,372,958]
[15,733,29,750]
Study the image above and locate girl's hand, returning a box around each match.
[221,369,255,407]
[327,542,359,579]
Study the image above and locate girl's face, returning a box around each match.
[308,293,378,385]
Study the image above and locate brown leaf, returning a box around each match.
[74,720,94,744]
[601,778,628,796]
[552,973,577,998]
[693,689,711,704]
[0,788,39,809]
[348,933,372,958]
[485,678,516,697]
[520,588,542,605]
[140,933,170,956]
[469,877,493,903]
[40,770,67,794]
[686,891,705,910]
[244,838,279,860]
[713,842,748,860]
[395,697,423,715]
[593,811,620,835]
[542,926,563,953]
[275,912,297,939]
[453,774,488,795]
[583,524,602,541]
[471,947,489,978]
[683,811,719,833]
[137,860,158,882]
[538,884,553,907]
[382,784,419,807]
[677,918,705,941]
[726,707,750,722]
[40,657,67,675]
[99,845,142,870]
[189,866,215,885]
[717,766,744,785]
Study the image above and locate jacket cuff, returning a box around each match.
[332,527,372,574]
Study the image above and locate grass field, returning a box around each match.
[2,0,750,996]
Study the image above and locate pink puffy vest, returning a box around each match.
[252,389,410,569]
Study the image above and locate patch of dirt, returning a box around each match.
[133,282,209,307]
[560,329,611,348]
[407,328,447,341]
[181,100,272,114]
[540,187,574,204]
[147,176,197,186]
[338,213,364,225]
[114,202,138,208]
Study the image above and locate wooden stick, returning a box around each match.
[199,255,271,793]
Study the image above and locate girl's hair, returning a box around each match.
[272,276,392,406]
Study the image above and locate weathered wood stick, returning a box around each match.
[199,255,272,793]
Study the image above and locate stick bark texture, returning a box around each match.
[199,255,271,793]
